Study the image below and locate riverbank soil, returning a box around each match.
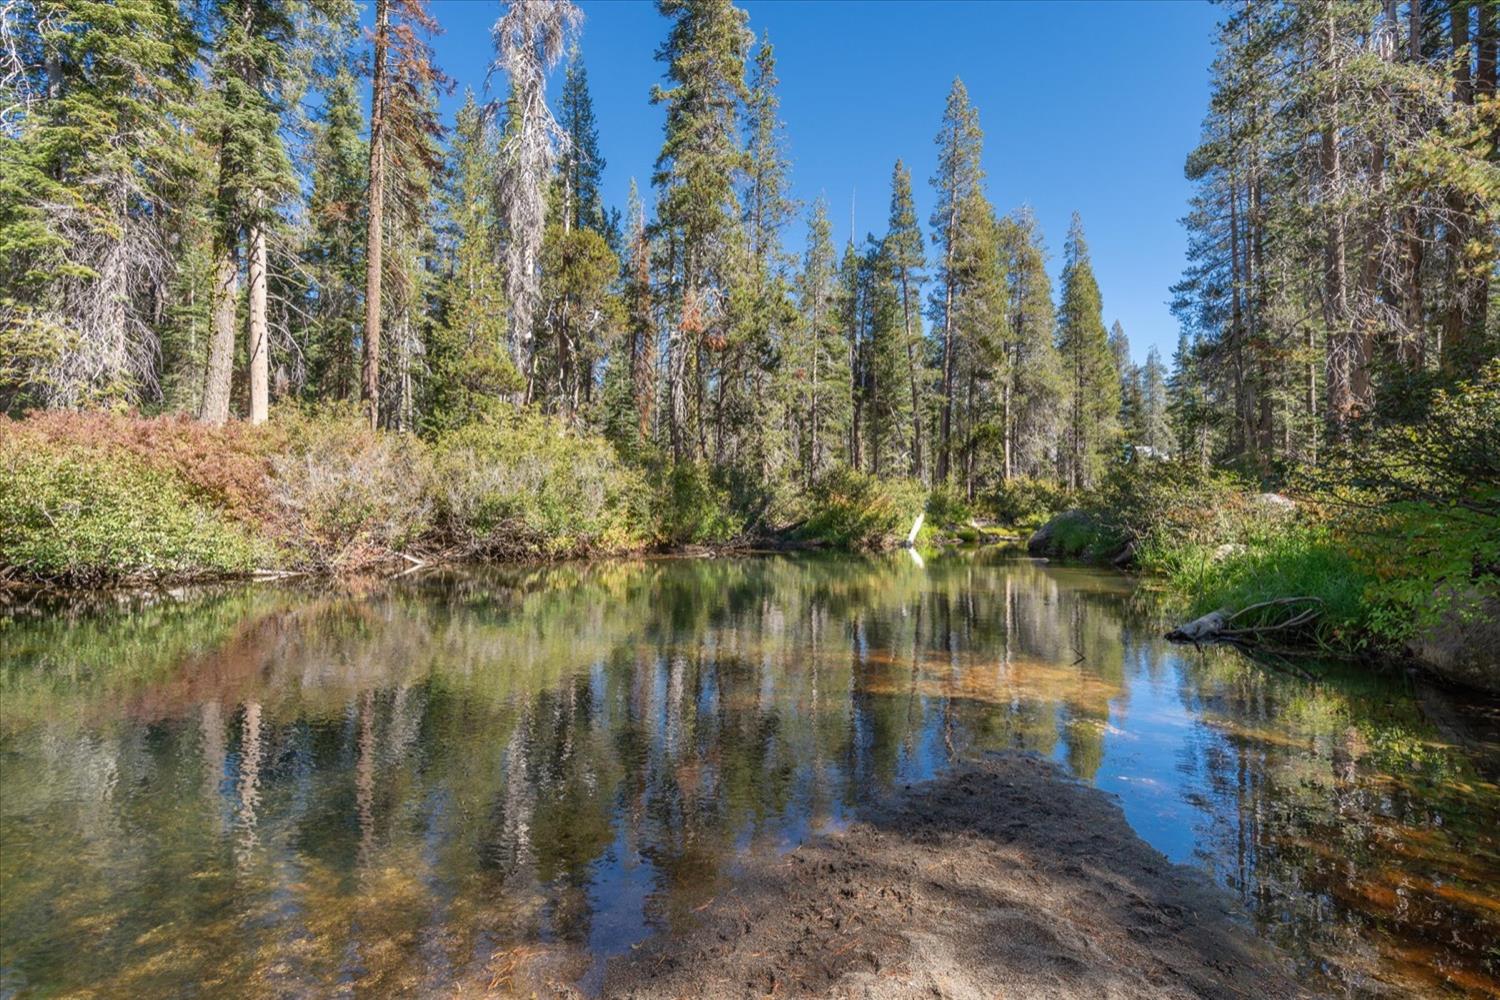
[605,752,1307,999]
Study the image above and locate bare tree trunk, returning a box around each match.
[362,0,389,430]
[247,213,269,425]
[199,249,238,424]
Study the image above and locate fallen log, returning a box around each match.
[1165,608,1229,642]
[1166,597,1325,644]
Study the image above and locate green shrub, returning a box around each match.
[990,476,1066,528]
[1042,510,1125,560]
[651,460,742,546]
[801,468,925,550]
[0,441,261,584]
[431,412,649,558]
[268,407,431,568]
[1306,362,1500,646]
[925,485,974,528]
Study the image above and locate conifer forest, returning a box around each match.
[1,2,1499,996]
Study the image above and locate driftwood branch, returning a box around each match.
[1166,597,1325,644]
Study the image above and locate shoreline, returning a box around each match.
[600,751,1310,999]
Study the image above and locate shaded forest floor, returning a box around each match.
[598,752,1308,1000]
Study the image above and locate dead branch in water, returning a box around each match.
[1166,596,1325,645]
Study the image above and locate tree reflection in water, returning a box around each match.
[1,551,1496,996]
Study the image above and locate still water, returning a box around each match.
[2,551,1497,998]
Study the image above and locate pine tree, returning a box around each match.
[948,192,1007,496]
[1137,345,1174,457]
[928,79,984,482]
[557,48,604,235]
[492,0,582,390]
[1109,320,1139,443]
[651,0,751,462]
[425,91,512,434]
[0,0,198,411]
[863,241,911,477]
[882,159,927,479]
[198,0,300,425]
[994,207,1059,481]
[791,199,843,483]
[1167,330,1211,469]
[1056,213,1117,490]
[304,66,366,402]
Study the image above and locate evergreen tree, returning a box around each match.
[882,159,927,479]
[199,0,301,425]
[304,66,366,402]
[928,78,984,481]
[863,241,911,477]
[791,199,843,483]
[0,0,198,411]
[995,207,1059,481]
[650,0,751,462]
[425,90,511,433]
[1056,213,1117,490]
[1137,344,1174,457]
[1109,320,1139,442]
[557,48,605,235]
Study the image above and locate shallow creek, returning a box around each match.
[2,551,1497,997]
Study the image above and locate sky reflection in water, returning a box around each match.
[1,551,1497,997]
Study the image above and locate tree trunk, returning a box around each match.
[362,0,390,430]
[199,248,238,424]
[247,214,269,425]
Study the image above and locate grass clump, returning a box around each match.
[1138,525,1373,648]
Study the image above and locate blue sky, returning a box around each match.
[414,0,1222,366]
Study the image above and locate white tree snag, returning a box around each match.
[247,216,269,425]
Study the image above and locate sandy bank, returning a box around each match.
[604,752,1308,999]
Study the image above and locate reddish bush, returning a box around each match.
[0,410,286,533]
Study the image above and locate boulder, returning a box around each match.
[1408,587,1500,692]
[1251,492,1297,515]
[1027,510,1095,558]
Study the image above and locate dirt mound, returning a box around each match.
[605,752,1309,999]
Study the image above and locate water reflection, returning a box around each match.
[1,552,1496,997]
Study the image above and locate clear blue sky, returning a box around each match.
[412,0,1222,366]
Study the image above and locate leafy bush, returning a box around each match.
[925,485,974,528]
[990,476,1066,528]
[0,440,261,585]
[431,411,648,558]
[801,468,925,550]
[5,409,281,527]
[650,460,742,546]
[1308,361,1500,645]
[268,407,431,569]
[1091,461,1270,552]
